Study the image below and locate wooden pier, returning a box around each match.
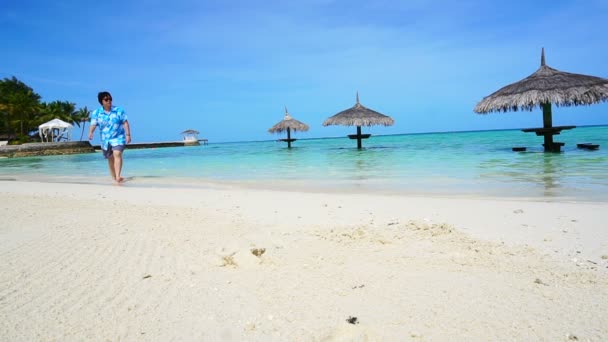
[0,140,207,158]
[93,141,194,150]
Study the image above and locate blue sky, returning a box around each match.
[2,0,608,143]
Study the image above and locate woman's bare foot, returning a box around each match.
[112,177,125,185]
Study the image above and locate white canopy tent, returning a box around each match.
[39,118,73,142]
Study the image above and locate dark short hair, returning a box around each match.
[97,91,112,105]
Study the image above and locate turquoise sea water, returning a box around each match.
[1,126,607,201]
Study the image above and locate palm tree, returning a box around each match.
[38,101,76,123]
[74,107,90,140]
[0,77,41,139]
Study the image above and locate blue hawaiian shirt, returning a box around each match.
[90,106,128,150]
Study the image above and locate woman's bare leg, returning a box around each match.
[108,155,117,180]
[113,150,124,182]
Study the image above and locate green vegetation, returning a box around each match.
[0,76,90,144]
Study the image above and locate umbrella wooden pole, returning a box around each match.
[287,128,292,148]
[542,103,554,151]
[542,103,553,128]
[346,126,371,148]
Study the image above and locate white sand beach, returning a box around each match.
[1,180,607,341]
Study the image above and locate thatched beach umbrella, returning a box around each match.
[474,48,608,151]
[323,92,394,149]
[268,107,309,148]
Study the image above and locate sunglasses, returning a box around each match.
[103,97,113,102]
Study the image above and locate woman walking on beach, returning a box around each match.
[88,91,131,183]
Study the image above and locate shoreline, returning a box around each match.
[1,180,607,340]
[2,174,607,203]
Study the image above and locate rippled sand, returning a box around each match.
[1,181,607,340]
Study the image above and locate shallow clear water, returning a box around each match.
[2,126,607,201]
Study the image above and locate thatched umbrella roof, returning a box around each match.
[474,48,608,114]
[323,93,394,148]
[323,93,394,127]
[268,107,309,134]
